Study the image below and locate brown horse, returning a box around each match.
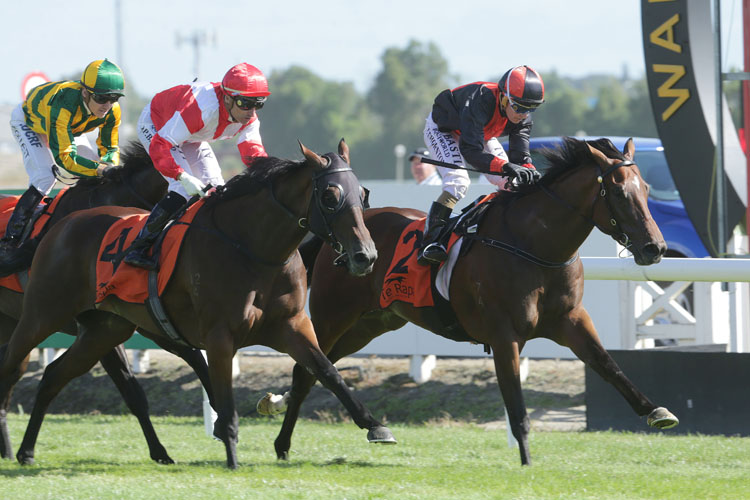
[0,143,213,465]
[0,139,395,469]
[263,137,679,466]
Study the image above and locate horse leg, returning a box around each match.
[204,328,240,469]
[16,312,136,465]
[98,344,174,464]
[273,314,398,459]
[147,335,214,409]
[490,340,532,465]
[282,315,396,446]
[557,309,678,428]
[0,342,29,460]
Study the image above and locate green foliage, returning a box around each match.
[2,415,749,500]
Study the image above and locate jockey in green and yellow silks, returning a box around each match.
[0,59,125,260]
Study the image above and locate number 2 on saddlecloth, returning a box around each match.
[387,229,422,276]
[100,227,133,274]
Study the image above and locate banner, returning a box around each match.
[642,0,746,256]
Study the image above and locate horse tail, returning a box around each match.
[299,235,324,286]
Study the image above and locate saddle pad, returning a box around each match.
[0,190,70,293]
[95,200,204,304]
[0,196,22,292]
[379,219,459,309]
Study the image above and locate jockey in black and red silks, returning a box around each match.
[418,65,546,266]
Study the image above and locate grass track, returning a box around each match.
[1,414,748,499]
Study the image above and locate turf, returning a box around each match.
[1,415,748,499]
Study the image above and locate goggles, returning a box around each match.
[89,92,122,104]
[507,97,538,115]
[233,96,266,110]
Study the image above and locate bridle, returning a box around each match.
[270,153,367,260]
[539,159,636,249]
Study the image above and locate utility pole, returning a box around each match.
[176,30,216,80]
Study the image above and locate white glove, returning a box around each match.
[178,172,206,197]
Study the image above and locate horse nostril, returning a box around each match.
[353,251,376,267]
[643,242,664,262]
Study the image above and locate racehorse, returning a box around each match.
[0,139,395,469]
[0,143,215,465]
[262,137,679,466]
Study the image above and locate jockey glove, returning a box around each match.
[502,162,541,185]
[178,172,207,197]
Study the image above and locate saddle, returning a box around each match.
[379,194,498,349]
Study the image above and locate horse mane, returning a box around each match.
[490,136,626,205]
[204,155,308,206]
[540,137,625,184]
[73,140,156,187]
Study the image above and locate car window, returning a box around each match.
[632,150,680,201]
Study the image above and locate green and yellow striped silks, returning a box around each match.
[23,80,121,176]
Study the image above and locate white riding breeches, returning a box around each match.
[10,104,99,194]
[137,104,225,199]
[423,113,510,199]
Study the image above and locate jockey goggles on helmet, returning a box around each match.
[507,96,539,114]
[89,93,122,104]
[233,95,266,110]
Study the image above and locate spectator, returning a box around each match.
[409,148,441,185]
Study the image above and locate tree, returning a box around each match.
[366,40,456,170]
[531,71,589,137]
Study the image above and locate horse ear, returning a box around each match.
[298,140,327,167]
[586,141,611,166]
[338,138,350,164]
[623,137,635,160]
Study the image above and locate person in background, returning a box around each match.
[0,59,125,260]
[123,63,270,270]
[409,147,441,186]
[418,65,545,265]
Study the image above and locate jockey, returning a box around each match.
[418,65,545,265]
[123,62,271,270]
[0,59,125,260]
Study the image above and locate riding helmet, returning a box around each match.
[498,65,545,110]
[81,59,125,96]
[221,63,271,97]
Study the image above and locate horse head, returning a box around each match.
[587,138,666,265]
[299,139,377,276]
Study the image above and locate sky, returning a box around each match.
[0,0,746,105]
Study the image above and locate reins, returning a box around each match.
[539,159,635,248]
[462,158,635,268]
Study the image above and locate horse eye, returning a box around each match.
[321,185,341,212]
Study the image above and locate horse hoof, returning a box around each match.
[367,426,397,444]
[277,451,289,461]
[155,456,175,465]
[257,392,287,416]
[647,407,679,429]
[16,452,34,466]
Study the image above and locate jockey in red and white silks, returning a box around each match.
[124,63,271,270]
[137,80,267,199]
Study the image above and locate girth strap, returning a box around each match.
[145,269,192,347]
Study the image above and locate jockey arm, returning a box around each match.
[236,118,267,166]
[94,104,122,166]
[47,108,102,177]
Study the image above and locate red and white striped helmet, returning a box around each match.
[221,63,271,97]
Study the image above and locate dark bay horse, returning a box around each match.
[0,140,395,469]
[263,137,678,466]
[0,143,213,464]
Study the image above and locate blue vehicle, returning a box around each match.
[512,136,709,259]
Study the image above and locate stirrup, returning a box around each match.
[417,242,448,265]
[123,248,158,270]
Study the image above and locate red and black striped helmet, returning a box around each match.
[498,65,545,111]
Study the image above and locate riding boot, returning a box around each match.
[417,202,453,265]
[122,192,187,270]
[0,186,45,260]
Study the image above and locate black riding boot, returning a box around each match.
[0,186,44,259]
[123,192,187,270]
[417,202,453,265]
